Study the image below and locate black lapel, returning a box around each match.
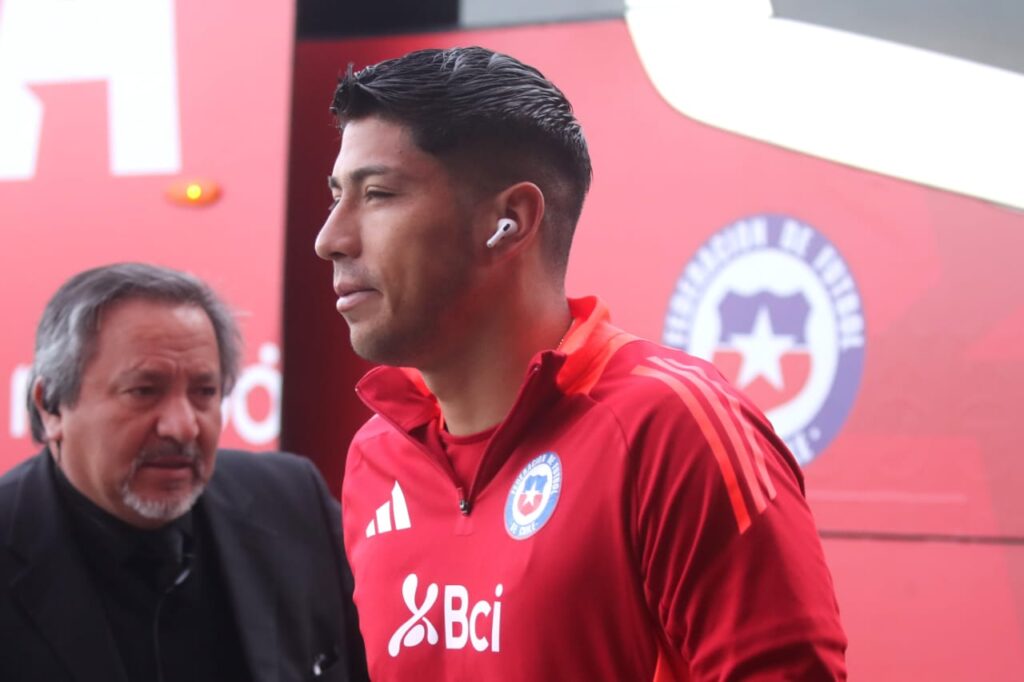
[202,457,282,682]
[7,453,128,682]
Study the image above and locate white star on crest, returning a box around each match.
[522,488,541,506]
[729,306,796,390]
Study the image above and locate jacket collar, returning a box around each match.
[354,297,638,500]
[555,296,638,395]
[355,296,635,430]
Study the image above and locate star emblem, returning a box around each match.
[729,306,796,390]
[522,488,541,506]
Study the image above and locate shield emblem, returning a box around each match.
[711,291,812,412]
[515,474,548,516]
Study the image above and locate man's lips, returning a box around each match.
[141,456,194,470]
[334,283,379,313]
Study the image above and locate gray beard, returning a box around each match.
[120,440,207,523]
[121,480,205,522]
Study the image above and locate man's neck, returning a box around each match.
[422,296,571,436]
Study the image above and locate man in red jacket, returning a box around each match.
[315,46,847,681]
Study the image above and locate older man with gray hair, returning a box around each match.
[0,263,367,682]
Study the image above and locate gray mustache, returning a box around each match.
[137,440,203,465]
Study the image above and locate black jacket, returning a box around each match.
[0,449,369,682]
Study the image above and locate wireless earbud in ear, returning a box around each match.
[486,218,519,249]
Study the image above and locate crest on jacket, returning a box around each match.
[505,452,562,539]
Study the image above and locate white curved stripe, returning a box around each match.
[376,501,393,534]
[626,0,1024,209]
[392,481,412,530]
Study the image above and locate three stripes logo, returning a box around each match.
[633,356,778,535]
[366,481,412,537]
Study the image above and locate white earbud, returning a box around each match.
[486,218,519,249]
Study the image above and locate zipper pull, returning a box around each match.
[457,487,471,516]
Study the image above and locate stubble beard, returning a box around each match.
[350,263,475,368]
[349,315,433,367]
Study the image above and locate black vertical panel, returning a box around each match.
[279,44,374,497]
[296,0,458,38]
[284,1,456,492]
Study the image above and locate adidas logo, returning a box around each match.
[366,481,412,537]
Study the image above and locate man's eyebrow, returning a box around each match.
[119,368,219,383]
[327,165,396,191]
[121,368,164,380]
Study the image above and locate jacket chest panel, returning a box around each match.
[345,412,660,678]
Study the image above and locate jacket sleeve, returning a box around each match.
[304,457,370,682]
[628,369,847,681]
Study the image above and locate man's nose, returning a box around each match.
[155,393,201,444]
[315,201,360,261]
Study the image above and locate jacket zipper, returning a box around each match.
[464,364,547,512]
[357,359,554,517]
[354,388,473,515]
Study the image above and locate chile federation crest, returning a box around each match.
[505,452,562,540]
[662,214,865,464]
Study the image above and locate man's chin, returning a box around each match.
[350,328,426,367]
[121,484,205,525]
[350,335,396,365]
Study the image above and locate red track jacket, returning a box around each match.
[342,297,847,681]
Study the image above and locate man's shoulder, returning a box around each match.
[205,450,334,524]
[349,415,399,449]
[591,336,729,409]
[215,448,308,472]
[0,452,46,500]
[209,450,317,491]
[581,334,775,455]
[0,452,49,540]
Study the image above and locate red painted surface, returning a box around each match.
[1,3,1016,674]
[0,0,295,467]
[823,539,1024,680]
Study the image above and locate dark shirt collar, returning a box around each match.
[49,452,194,568]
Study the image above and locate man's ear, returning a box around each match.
[486,181,545,252]
[31,378,63,444]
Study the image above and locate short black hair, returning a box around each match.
[331,46,592,271]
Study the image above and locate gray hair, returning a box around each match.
[28,263,241,443]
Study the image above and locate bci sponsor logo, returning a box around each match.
[388,574,503,657]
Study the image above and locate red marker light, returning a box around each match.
[166,179,222,206]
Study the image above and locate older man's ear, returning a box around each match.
[31,379,63,448]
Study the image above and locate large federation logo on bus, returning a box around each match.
[662,214,865,464]
[505,452,562,540]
